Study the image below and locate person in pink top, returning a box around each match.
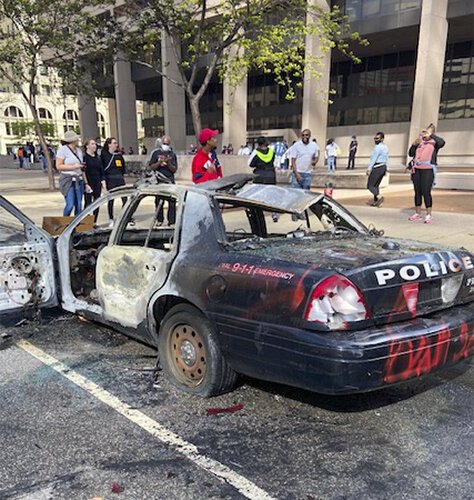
[407,125,445,224]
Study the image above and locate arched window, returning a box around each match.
[4,105,24,136]
[38,108,53,120]
[96,111,106,139]
[63,109,79,133]
[4,105,23,118]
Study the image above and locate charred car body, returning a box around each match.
[1,175,473,396]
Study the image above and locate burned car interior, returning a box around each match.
[70,193,178,303]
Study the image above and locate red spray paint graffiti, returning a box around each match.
[384,321,474,384]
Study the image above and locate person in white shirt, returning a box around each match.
[325,138,339,173]
[289,129,320,189]
[56,130,86,216]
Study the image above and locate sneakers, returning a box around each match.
[424,215,433,224]
[372,196,384,207]
[408,213,423,221]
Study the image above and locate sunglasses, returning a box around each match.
[302,133,311,137]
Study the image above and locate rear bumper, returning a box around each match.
[214,302,474,394]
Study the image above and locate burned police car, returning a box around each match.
[0,174,473,396]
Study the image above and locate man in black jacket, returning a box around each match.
[148,135,178,226]
[248,136,276,184]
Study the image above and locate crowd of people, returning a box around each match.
[19,120,445,227]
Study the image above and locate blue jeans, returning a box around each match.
[64,180,83,216]
[291,172,312,190]
[327,156,336,172]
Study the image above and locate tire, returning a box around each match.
[158,304,237,397]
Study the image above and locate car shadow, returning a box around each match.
[241,361,473,413]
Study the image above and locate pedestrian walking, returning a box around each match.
[101,137,128,227]
[289,129,319,189]
[17,146,25,169]
[83,138,106,223]
[192,129,221,184]
[273,139,287,169]
[148,135,177,226]
[407,126,445,224]
[56,130,86,217]
[347,135,357,169]
[366,131,389,207]
[325,138,339,173]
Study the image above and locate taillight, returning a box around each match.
[305,274,370,330]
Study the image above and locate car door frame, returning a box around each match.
[94,189,182,330]
[56,187,137,317]
[0,194,57,317]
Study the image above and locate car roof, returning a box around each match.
[136,175,323,214]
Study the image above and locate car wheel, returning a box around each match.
[158,304,237,397]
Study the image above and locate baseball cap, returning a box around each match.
[198,128,219,143]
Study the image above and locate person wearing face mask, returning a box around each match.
[366,131,389,207]
[148,135,178,226]
[407,125,445,224]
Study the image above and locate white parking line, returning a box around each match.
[17,340,275,500]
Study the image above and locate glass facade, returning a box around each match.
[341,0,421,20]
[439,40,474,119]
[143,100,165,138]
[185,80,223,136]
[328,51,415,126]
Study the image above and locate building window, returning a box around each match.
[4,105,24,136]
[439,41,474,120]
[39,66,49,76]
[342,0,420,20]
[328,50,415,126]
[63,109,80,133]
[96,111,106,138]
[38,108,53,120]
[41,85,51,96]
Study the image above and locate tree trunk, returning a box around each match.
[30,105,56,191]
[188,94,202,142]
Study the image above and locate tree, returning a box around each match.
[109,0,367,138]
[0,0,102,190]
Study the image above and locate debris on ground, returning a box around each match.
[111,482,124,494]
[205,403,244,416]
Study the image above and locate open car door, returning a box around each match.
[0,195,57,320]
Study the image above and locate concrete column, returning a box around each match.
[301,0,331,147]
[113,56,138,152]
[161,32,187,150]
[409,0,448,142]
[222,72,248,151]
[107,98,118,139]
[78,95,99,140]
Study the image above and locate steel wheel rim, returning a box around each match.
[169,323,206,387]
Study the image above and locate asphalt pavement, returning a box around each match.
[0,313,473,500]
[0,168,473,499]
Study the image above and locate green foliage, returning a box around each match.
[11,120,56,139]
[111,0,368,133]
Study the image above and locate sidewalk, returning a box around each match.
[1,168,473,251]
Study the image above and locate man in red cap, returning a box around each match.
[191,128,222,184]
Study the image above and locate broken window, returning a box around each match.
[115,194,178,251]
[0,206,27,245]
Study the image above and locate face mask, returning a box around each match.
[161,144,170,152]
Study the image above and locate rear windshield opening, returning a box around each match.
[216,200,363,244]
